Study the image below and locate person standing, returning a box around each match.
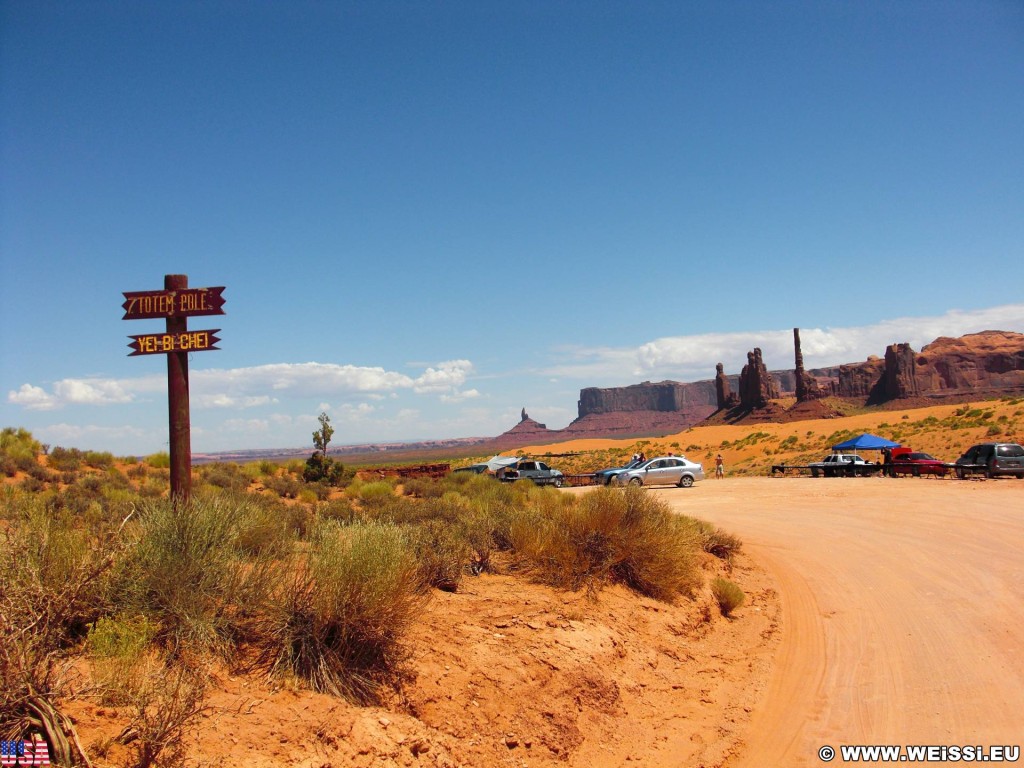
[715,454,725,479]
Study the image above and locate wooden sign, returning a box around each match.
[128,329,221,356]
[122,286,225,320]
[122,275,226,505]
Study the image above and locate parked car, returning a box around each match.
[808,453,878,477]
[593,458,643,485]
[500,460,565,487]
[612,456,704,488]
[954,443,1024,479]
[890,450,948,477]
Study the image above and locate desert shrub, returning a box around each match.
[252,520,423,702]
[137,477,167,498]
[112,496,283,660]
[319,497,358,525]
[677,517,743,560]
[710,577,745,616]
[297,488,320,505]
[146,452,171,469]
[199,462,250,493]
[83,450,115,470]
[1,500,123,763]
[26,463,55,484]
[256,459,278,476]
[302,481,333,501]
[0,454,18,477]
[0,426,42,463]
[87,614,157,705]
[264,474,302,499]
[123,661,208,768]
[48,446,83,472]
[357,480,398,506]
[410,518,471,591]
[509,486,701,601]
[19,475,44,493]
[401,477,446,499]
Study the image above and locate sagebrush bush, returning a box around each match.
[112,496,283,659]
[509,486,701,601]
[252,520,423,702]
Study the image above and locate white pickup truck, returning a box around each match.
[808,453,879,477]
[500,460,564,487]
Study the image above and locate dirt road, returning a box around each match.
[656,476,1024,766]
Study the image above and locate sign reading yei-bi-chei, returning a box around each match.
[122,286,225,320]
[128,329,221,356]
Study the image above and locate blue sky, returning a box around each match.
[2,1,1023,456]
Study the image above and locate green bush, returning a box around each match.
[711,577,745,616]
[145,452,171,469]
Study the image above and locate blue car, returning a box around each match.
[593,458,643,485]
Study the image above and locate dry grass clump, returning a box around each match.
[710,577,746,616]
[509,486,703,601]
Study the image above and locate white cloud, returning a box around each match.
[35,423,151,450]
[8,359,479,412]
[192,394,275,409]
[8,383,58,411]
[412,360,474,394]
[441,388,480,403]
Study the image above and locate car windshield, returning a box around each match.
[909,453,936,460]
[996,444,1024,457]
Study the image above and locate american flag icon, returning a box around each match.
[0,738,50,766]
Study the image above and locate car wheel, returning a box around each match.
[678,475,694,488]
[912,467,920,477]
[629,477,643,486]
[553,477,563,488]
[955,468,965,480]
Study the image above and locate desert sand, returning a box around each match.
[66,472,1024,767]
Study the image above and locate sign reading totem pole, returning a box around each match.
[122,275,225,504]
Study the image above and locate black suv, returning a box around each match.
[954,442,1024,479]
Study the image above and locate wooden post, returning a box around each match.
[165,274,192,505]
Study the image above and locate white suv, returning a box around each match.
[809,453,877,477]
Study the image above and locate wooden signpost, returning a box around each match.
[123,275,225,504]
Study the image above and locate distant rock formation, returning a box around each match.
[738,348,780,410]
[578,380,718,414]
[715,363,740,410]
[793,328,825,402]
[883,343,919,400]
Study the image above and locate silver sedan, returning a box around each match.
[613,456,704,488]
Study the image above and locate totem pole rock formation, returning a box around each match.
[738,348,779,410]
[793,328,825,401]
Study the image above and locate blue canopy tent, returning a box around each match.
[831,433,901,451]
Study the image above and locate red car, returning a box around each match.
[891,451,948,477]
